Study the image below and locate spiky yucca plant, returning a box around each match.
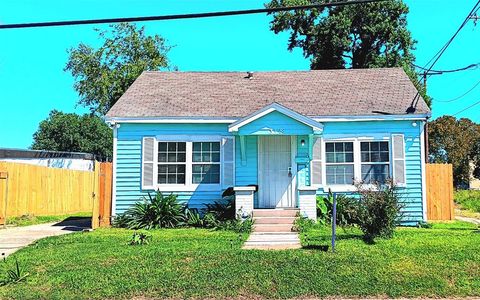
[120,191,186,229]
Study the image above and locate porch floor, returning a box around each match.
[243,209,301,250]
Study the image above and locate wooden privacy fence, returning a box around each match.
[426,163,454,221]
[0,161,113,228]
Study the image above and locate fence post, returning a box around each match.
[91,161,100,229]
[0,171,8,228]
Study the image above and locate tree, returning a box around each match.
[65,23,171,115]
[31,110,113,159]
[428,116,480,187]
[267,0,431,106]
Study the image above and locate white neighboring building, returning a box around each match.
[0,148,95,171]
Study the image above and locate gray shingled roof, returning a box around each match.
[106,68,430,118]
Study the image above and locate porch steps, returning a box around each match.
[243,209,301,250]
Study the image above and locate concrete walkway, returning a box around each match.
[0,218,91,257]
[455,215,480,225]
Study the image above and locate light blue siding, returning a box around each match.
[114,123,231,215]
[316,120,424,225]
[238,111,313,135]
[114,119,425,225]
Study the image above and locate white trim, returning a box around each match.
[106,117,237,123]
[391,134,407,187]
[228,103,323,132]
[322,138,392,189]
[234,186,256,191]
[312,114,430,122]
[420,123,428,221]
[106,113,430,124]
[152,137,223,192]
[111,126,118,216]
[155,135,223,142]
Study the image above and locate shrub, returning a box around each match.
[355,180,403,242]
[292,216,315,232]
[316,195,332,224]
[116,191,186,229]
[335,195,360,227]
[128,231,152,245]
[203,197,235,221]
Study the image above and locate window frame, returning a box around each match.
[153,135,223,192]
[324,141,355,185]
[360,141,390,184]
[318,137,392,191]
[191,141,221,184]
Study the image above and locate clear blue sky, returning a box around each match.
[1,0,479,149]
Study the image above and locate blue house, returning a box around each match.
[105,68,431,225]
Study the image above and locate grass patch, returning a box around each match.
[455,190,480,213]
[6,212,92,227]
[1,224,479,299]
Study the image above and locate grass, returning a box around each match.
[1,223,479,299]
[455,190,480,214]
[6,212,92,227]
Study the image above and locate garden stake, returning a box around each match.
[331,192,337,253]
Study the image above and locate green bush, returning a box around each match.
[355,180,403,242]
[335,195,360,227]
[455,190,480,213]
[115,191,186,229]
[316,195,332,224]
[292,216,315,232]
[317,192,358,227]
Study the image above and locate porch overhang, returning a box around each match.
[228,103,324,135]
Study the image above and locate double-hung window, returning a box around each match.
[360,141,390,184]
[157,141,221,186]
[157,142,186,184]
[325,142,354,185]
[192,142,221,184]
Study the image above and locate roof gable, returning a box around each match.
[229,103,323,135]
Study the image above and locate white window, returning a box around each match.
[192,142,221,184]
[360,141,390,184]
[325,141,355,185]
[157,142,186,184]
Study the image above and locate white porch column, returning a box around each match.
[234,186,256,220]
[298,186,318,221]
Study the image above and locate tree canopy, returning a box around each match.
[31,110,113,159]
[267,0,431,106]
[65,22,171,115]
[428,116,480,187]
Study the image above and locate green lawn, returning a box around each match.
[6,212,92,227]
[1,222,479,299]
[455,190,480,213]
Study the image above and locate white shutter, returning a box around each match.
[221,137,235,188]
[142,137,156,190]
[311,137,322,185]
[392,134,406,186]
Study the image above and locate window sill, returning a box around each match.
[144,184,222,192]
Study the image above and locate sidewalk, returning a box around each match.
[0,218,90,257]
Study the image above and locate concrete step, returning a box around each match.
[253,209,299,218]
[253,224,293,232]
[253,216,296,224]
[248,234,300,242]
[243,241,302,250]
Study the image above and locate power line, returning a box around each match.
[0,0,384,30]
[421,0,480,73]
[452,99,480,116]
[413,62,480,75]
[434,78,480,103]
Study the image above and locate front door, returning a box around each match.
[258,136,296,208]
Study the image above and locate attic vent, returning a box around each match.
[245,71,253,79]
